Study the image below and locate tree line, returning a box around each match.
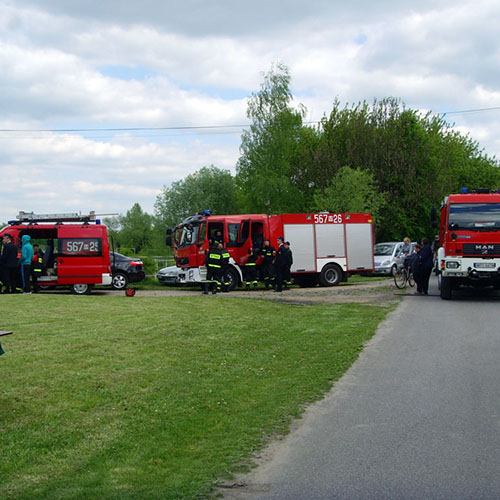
[109,63,500,254]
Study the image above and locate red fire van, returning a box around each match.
[0,211,112,294]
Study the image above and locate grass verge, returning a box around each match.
[0,294,393,499]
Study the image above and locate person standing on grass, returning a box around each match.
[31,244,44,293]
[283,241,293,290]
[242,247,259,290]
[203,244,222,295]
[19,235,34,293]
[417,237,434,296]
[0,234,19,293]
[219,243,231,293]
[274,237,288,293]
[260,239,276,290]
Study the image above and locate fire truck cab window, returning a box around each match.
[251,221,264,250]
[197,221,206,245]
[240,220,250,243]
[179,224,197,247]
[449,203,500,229]
[227,223,240,246]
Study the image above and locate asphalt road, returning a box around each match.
[223,277,500,500]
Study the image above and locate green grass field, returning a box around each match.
[0,294,392,499]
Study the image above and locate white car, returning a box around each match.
[374,242,416,275]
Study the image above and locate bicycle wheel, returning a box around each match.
[394,269,407,289]
[408,272,415,287]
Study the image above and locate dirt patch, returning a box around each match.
[112,280,399,307]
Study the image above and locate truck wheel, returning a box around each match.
[223,267,239,291]
[112,272,128,290]
[440,276,452,300]
[71,284,92,295]
[320,264,342,286]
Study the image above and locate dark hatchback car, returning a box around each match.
[110,252,146,290]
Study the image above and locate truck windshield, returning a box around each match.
[449,203,500,229]
[179,225,199,247]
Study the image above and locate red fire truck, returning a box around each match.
[436,189,500,299]
[166,211,374,289]
[0,211,112,294]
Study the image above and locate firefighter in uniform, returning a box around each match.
[31,244,44,293]
[260,239,276,290]
[283,241,293,290]
[274,237,289,292]
[219,243,231,292]
[242,247,259,289]
[204,245,222,295]
[212,230,223,247]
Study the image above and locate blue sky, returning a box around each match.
[1,0,500,223]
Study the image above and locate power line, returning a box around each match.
[0,107,498,135]
[0,124,251,133]
[441,106,500,116]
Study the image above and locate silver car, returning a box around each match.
[374,242,415,275]
[157,265,183,285]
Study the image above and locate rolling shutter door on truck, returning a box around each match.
[345,223,373,270]
[283,224,315,272]
[315,223,345,258]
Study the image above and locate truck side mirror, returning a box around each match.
[166,235,172,246]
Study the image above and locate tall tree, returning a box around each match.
[312,166,386,225]
[306,98,500,240]
[236,62,307,213]
[118,203,153,253]
[154,165,239,228]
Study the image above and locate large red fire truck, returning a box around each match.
[167,211,374,289]
[0,211,112,294]
[436,189,500,299]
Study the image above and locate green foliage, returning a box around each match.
[117,203,153,253]
[312,166,386,224]
[154,165,240,228]
[236,62,307,213]
[139,255,156,276]
[302,98,499,240]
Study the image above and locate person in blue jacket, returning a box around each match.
[19,234,34,293]
[416,237,433,295]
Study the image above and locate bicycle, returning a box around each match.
[394,265,415,289]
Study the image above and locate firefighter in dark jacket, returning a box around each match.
[0,234,20,293]
[204,245,222,295]
[283,241,293,290]
[212,230,223,247]
[274,237,289,292]
[219,243,231,292]
[31,244,44,293]
[260,239,276,289]
[242,247,259,289]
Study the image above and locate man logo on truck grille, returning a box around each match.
[476,244,494,254]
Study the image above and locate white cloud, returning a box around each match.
[1,0,500,224]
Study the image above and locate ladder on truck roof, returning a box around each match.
[15,211,97,224]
